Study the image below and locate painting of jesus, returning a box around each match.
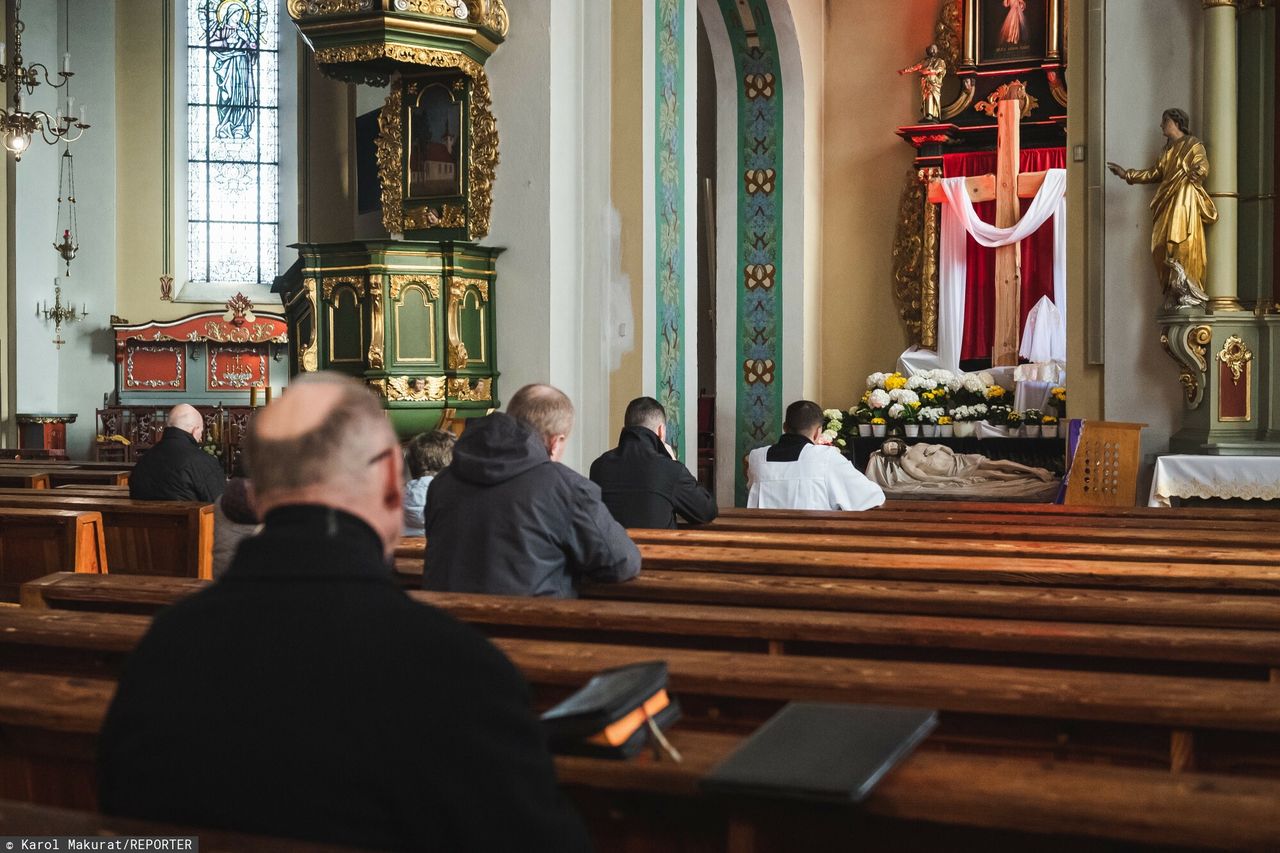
[979,0,1046,65]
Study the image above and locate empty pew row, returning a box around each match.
[391,536,1280,592]
[0,492,212,579]
[3,603,1280,776]
[27,567,1280,632]
[0,511,106,601]
[18,573,1280,681]
[1,672,1276,851]
[0,465,130,488]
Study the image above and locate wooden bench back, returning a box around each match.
[0,511,105,601]
[0,494,211,579]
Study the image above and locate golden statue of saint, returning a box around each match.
[898,44,946,122]
[1107,108,1218,297]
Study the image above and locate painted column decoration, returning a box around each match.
[1202,0,1241,310]
[655,0,690,459]
[716,0,784,504]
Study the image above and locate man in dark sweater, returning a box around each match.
[128,404,225,502]
[99,373,591,852]
[589,396,717,529]
[423,384,641,598]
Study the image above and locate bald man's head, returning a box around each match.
[167,404,204,441]
[243,373,402,551]
[507,384,574,462]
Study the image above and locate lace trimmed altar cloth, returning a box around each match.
[1147,455,1280,507]
[866,443,1060,501]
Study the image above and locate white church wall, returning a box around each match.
[1101,0,1203,460]
[487,0,614,473]
[57,0,118,458]
[12,0,117,457]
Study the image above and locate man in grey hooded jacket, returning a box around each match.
[423,383,641,598]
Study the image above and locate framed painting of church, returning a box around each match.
[977,0,1051,66]
[407,80,465,200]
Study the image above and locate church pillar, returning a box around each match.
[1202,0,1242,311]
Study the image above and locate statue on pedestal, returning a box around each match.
[898,44,946,122]
[1107,108,1217,307]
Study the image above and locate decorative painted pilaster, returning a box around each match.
[1202,0,1241,310]
[715,0,784,504]
[650,0,697,463]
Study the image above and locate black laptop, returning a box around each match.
[700,702,938,803]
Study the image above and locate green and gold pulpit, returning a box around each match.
[278,240,501,436]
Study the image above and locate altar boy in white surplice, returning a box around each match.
[747,401,886,512]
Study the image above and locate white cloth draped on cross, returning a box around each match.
[936,168,1067,372]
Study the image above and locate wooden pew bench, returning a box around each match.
[0,465,130,488]
[392,534,1280,593]
[748,501,1280,522]
[1,672,1276,850]
[0,511,106,601]
[27,568,1280,632]
[2,608,1279,775]
[0,471,49,489]
[16,575,1280,680]
[0,493,212,579]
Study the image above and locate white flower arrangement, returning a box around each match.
[977,371,996,386]
[919,406,945,424]
[819,428,840,445]
[888,403,906,420]
[866,372,888,389]
[906,374,938,392]
[961,374,984,393]
[823,408,843,421]
[945,374,964,392]
[950,403,989,422]
[888,388,920,406]
[867,389,891,409]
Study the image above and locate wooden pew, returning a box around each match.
[0,472,49,489]
[2,609,1279,775]
[0,494,211,580]
[724,501,1280,522]
[393,535,1280,593]
[1,672,1276,850]
[0,800,358,853]
[26,568,1280,632]
[0,466,130,488]
[0,511,106,602]
[17,576,1280,681]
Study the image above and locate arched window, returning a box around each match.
[175,0,296,300]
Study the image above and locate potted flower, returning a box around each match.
[1049,386,1067,419]
[902,402,921,438]
[919,406,942,438]
[985,404,1011,431]
[853,403,874,437]
[1005,410,1023,436]
[870,416,887,438]
[949,403,987,438]
[1022,408,1042,438]
[821,408,846,448]
[936,415,953,437]
[1041,414,1059,439]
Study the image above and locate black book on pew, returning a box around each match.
[700,702,938,803]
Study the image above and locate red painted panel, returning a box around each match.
[1218,362,1250,422]
[207,343,269,391]
[124,343,185,391]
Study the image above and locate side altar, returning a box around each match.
[276,241,500,436]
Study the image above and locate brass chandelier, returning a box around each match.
[0,0,90,161]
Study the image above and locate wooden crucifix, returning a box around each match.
[927,83,1051,367]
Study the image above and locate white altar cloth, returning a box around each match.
[1147,454,1280,507]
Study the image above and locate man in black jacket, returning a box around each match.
[423,383,641,598]
[128,404,225,502]
[99,373,591,853]
[589,396,717,529]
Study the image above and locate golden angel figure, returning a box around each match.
[1000,0,1027,45]
[1107,108,1218,298]
[898,44,947,122]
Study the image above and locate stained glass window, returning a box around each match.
[187,0,279,286]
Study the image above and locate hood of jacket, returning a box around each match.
[615,425,668,458]
[448,412,551,486]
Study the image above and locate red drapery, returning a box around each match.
[942,147,1066,362]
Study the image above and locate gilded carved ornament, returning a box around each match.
[290,0,508,35]
[975,82,1038,118]
[1159,324,1211,408]
[321,275,367,302]
[368,289,386,370]
[299,279,319,373]
[890,167,936,348]
[448,376,492,402]
[377,375,447,402]
[1217,335,1253,385]
[340,46,497,240]
[389,274,442,301]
